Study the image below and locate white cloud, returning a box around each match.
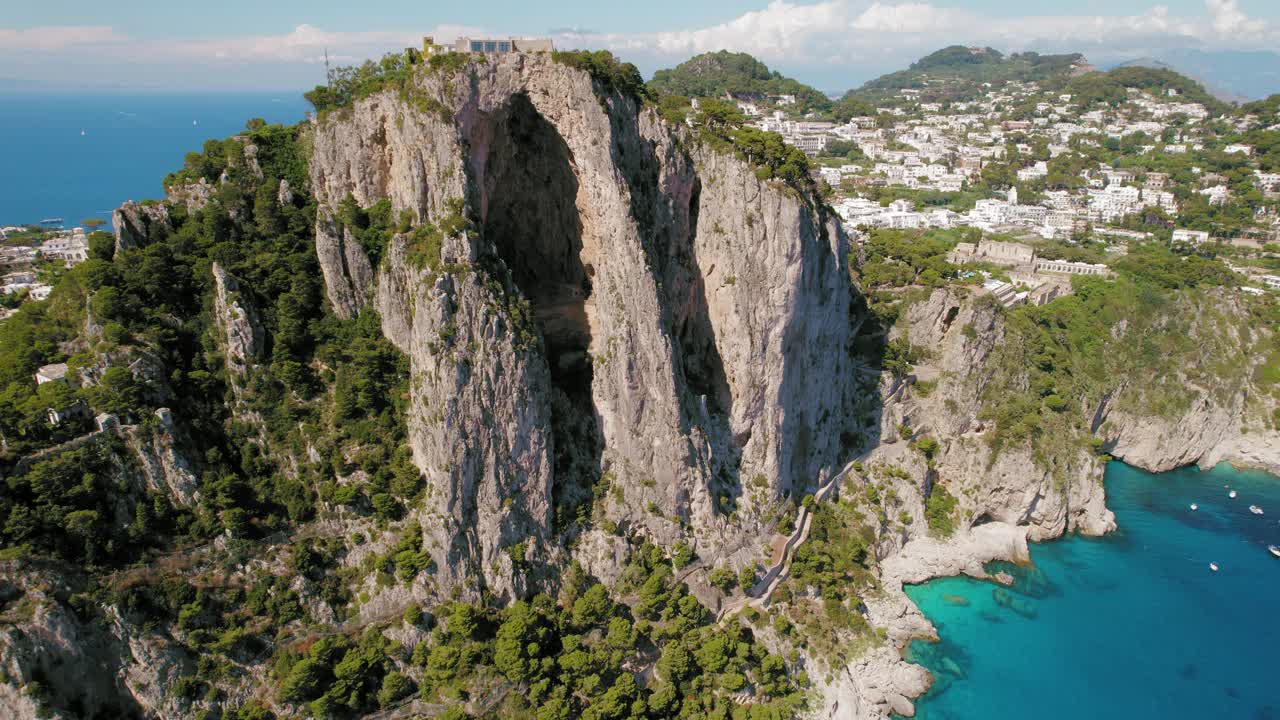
[559,0,1276,72]
[851,2,965,32]
[0,2,1276,90]
[0,23,483,67]
[0,26,124,51]
[1206,0,1266,35]
[166,24,487,65]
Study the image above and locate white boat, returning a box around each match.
[1249,505,1264,516]
[1269,546,1280,559]
[1189,503,1198,511]
[1209,563,1219,572]
[1229,490,1237,499]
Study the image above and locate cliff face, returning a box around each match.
[1091,293,1280,475]
[6,52,1274,720]
[865,286,1277,550]
[826,285,1275,719]
[112,201,171,255]
[865,288,1113,546]
[308,54,855,598]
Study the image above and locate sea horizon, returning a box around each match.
[0,90,312,228]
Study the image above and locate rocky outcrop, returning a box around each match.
[309,53,856,598]
[0,566,144,720]
[830,523,1031,719]
[124,408,201,507]
[869,287,1115,543]
[211,262,264,374]
[112,201,171,255]
[314,212,376,320]
[165,178,214,212]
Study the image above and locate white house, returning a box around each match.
[1172,229,1211,245]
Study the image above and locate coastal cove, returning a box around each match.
[900,461,1280,720]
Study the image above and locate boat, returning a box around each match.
[1229,490,1237,499]
[1269,546,1280,558]
[1189,503,1198,511]
[1209,563,1219,572]
[1250,505,1264,515]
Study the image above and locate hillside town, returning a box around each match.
[0,224,92,320]
[705,63,1280,305]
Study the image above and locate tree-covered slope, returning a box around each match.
[846,46,1091,102]
[1065,65,1232,114]
[647,50,831,113]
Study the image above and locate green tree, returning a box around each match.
[376,671,414,707]
[571,584,613,628]
[494,600,548,683]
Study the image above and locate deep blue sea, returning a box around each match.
[0,92,310,228]
[904,462,1280,720]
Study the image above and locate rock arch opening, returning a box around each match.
[478,93,602,517]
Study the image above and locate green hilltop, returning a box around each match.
[647,50,832,114]
[846,46,1092,103]
[1064,65,1232,114]
[837,45,1237,115]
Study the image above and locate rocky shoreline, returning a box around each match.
[818,522,1040,719]
[822,442,1280,720]
[810,283,1280,719]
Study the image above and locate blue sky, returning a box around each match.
[3,0,1279,91]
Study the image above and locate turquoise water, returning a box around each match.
[0,92,310,227]
[904,462,1280,719]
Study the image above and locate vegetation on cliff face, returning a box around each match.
[303,47,649,118]
[678,98,816,191]
[395,547,809,719]
[977,245,1272,469]
[303,50,470,115]
[551,50,648,101]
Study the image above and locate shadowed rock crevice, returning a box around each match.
[478,92,602,523]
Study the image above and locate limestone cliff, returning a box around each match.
[869,287,1114,544]
[308,53,855,599]
[824,285,1276,719]
[112,201,170,255]
[5,50,1275,720]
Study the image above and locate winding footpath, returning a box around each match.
[717,460,857,621]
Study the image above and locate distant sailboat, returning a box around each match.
[80,130,85,136]
[193,120,198,126]
[1189,503,1198,511]
[1209,563,1219,572]
[1269,546,1279,559]
[1249,505,1263,516]
[1229,490,1238,499]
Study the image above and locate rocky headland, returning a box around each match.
[0,51,1276,720]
